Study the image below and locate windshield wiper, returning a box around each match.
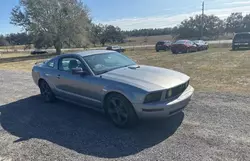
[99,64,135,75]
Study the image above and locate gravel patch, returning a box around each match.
[0,70,249,161]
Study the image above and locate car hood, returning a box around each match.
[101,65,190,92]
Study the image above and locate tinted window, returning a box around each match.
[165,41,171,44]
[234,34,250,40]
[58,57,83,72]
[175,40,186,44]
[193,40,202,44]
[156,41,164,45]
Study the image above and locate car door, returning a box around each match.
[54,56,102,108]
[190,41,197,51]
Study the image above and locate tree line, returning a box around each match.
[124,13,250,39]
[1,0,250,54]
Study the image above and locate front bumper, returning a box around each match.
[133,85,194,119]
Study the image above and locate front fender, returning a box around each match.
[102,83,147,104]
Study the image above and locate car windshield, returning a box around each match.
[83,52,136,75]
[157,41,164,45]
[175,40,186,44]
[193,40,201,43]
[234,34,250,40]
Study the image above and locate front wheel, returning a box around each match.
[39,80,55,102]
[104,94,138,128]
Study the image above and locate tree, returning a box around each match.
[99,25,124,46]
[174,14,225,39]
[11,0,91,54]
[0,36,9,46]
[89,24,103,46]
[5,32,31,45]
[226,13,243,33]
[243,14,250,31]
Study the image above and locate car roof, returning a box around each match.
[157,40,171,42]
[58,50,117,58]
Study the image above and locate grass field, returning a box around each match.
[0,48,249,94]
[0,52,31,58]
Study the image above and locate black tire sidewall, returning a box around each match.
[104,94,138,128]
[39,80,55,103]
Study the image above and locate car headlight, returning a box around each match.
[144,91,162,103]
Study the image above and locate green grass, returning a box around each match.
[0,52,31,58]
[0,48,249,94]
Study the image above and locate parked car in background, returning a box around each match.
[232,32,250,50]
[106,46,125,53]
[31,49,48,55]
[155,40,172,52]
[171,40,198,54]
[193,40,209,51]
[32,50,194,128]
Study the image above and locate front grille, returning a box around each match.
[165,81,189,99]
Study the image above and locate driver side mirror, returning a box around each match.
[72,68,88,75]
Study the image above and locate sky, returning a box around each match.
[1,0,250,34]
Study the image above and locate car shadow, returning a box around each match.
[0,95,184,158]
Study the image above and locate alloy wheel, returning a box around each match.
[107,97,128,126]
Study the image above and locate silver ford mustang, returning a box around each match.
[32,50,194,128]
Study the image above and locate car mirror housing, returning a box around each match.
[72,68,88,75]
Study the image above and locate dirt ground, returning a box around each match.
[0,70,249,161]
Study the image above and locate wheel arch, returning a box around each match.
[38,78,46,87]
[103,91,132,107]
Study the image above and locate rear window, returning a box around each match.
[156,41,165,45]
[234,34,250,40]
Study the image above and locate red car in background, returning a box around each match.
[171,40,198,54]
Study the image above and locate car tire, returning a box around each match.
[104,93,138,128]
[172,50,177,54]
[39,80,56,103]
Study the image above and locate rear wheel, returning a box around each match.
[104,93,138,128]
[39,80,55,102]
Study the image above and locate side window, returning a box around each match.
[58,57,83,72]
[47,60,55,68]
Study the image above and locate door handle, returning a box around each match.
[57,75,60,79]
